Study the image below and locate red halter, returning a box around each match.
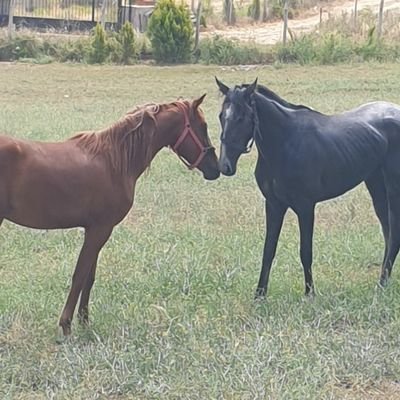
[171,103,214,170]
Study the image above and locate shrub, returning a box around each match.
[276,34,316,64]
[147,0,193,64]
[137,34,152,58]
[277,32,353,65]
[107,22,138,64]
[199,35,274,65]
[355,27,385,61]
[89,23,108,64]
[315,33,353,64]
[58,38,91,63]
[117,22,138,64]
[0,34,43,61]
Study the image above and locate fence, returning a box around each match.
[0,0,155,30]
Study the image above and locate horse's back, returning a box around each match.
[0,135,26,164]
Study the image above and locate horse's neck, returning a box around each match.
[255,94,291,156]
[131,115,178,180]
[153,109,182,151]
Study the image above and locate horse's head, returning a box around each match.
[215,77,258,176]
[169,95,220,181]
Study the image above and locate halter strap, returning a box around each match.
[170,102,214,170]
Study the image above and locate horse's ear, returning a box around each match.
[245,78,258,97]
[215,77,230,95]
[192,93,207,109]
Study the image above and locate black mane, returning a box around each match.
[239,83,316,112]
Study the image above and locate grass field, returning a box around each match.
[1,62,400,399]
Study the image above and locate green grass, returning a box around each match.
[1,63,400,399]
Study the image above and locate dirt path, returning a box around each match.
[202,0,400,45]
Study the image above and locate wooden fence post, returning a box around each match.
[377,0,384,39]
[353,0,358,30]
[8,0,15,39]
[282,0,288,45]
[319,7,322,28]
[194,0,202,52]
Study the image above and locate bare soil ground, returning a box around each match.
[202,0,400,44]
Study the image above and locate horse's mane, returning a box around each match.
[70,103,161,175]
[240,83,317,112]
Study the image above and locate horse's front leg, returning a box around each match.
[59,225,113,337]
[255,198,287,298]
[296,204,316,296]
[77,259,98,326]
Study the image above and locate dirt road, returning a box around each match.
[202,0,400,45]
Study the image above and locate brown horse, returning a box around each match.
[1,95,219,337]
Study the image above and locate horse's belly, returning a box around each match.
[3,178,129,230]
[5,201,88,229]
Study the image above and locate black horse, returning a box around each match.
[215,77,400,297]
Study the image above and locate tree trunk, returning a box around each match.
[262,0,268,22]
[282,0,288,45]
[377,0,384,39]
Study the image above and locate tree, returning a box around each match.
[147,0,194,63]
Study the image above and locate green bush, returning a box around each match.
[315,33,353,64]
[355,27,386,61]
[147,0,193,63]
[276,34,316,64]
[277,32,354,65]
[0,34,43,61]
[58,38,91,63]
[89,23,108,64]
[117,21,138,64]
[199,35,274,65]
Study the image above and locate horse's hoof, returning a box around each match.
[56,326,71,344]
[377,280,388,289]
[305,289,315,298]
[57,319,72,342]
[254,288,266,301]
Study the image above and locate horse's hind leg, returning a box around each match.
[59,226,112,336]
[380,200,400,286]
[380,165,400,286]
[77,259,98,326]
[365,169,389,265]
